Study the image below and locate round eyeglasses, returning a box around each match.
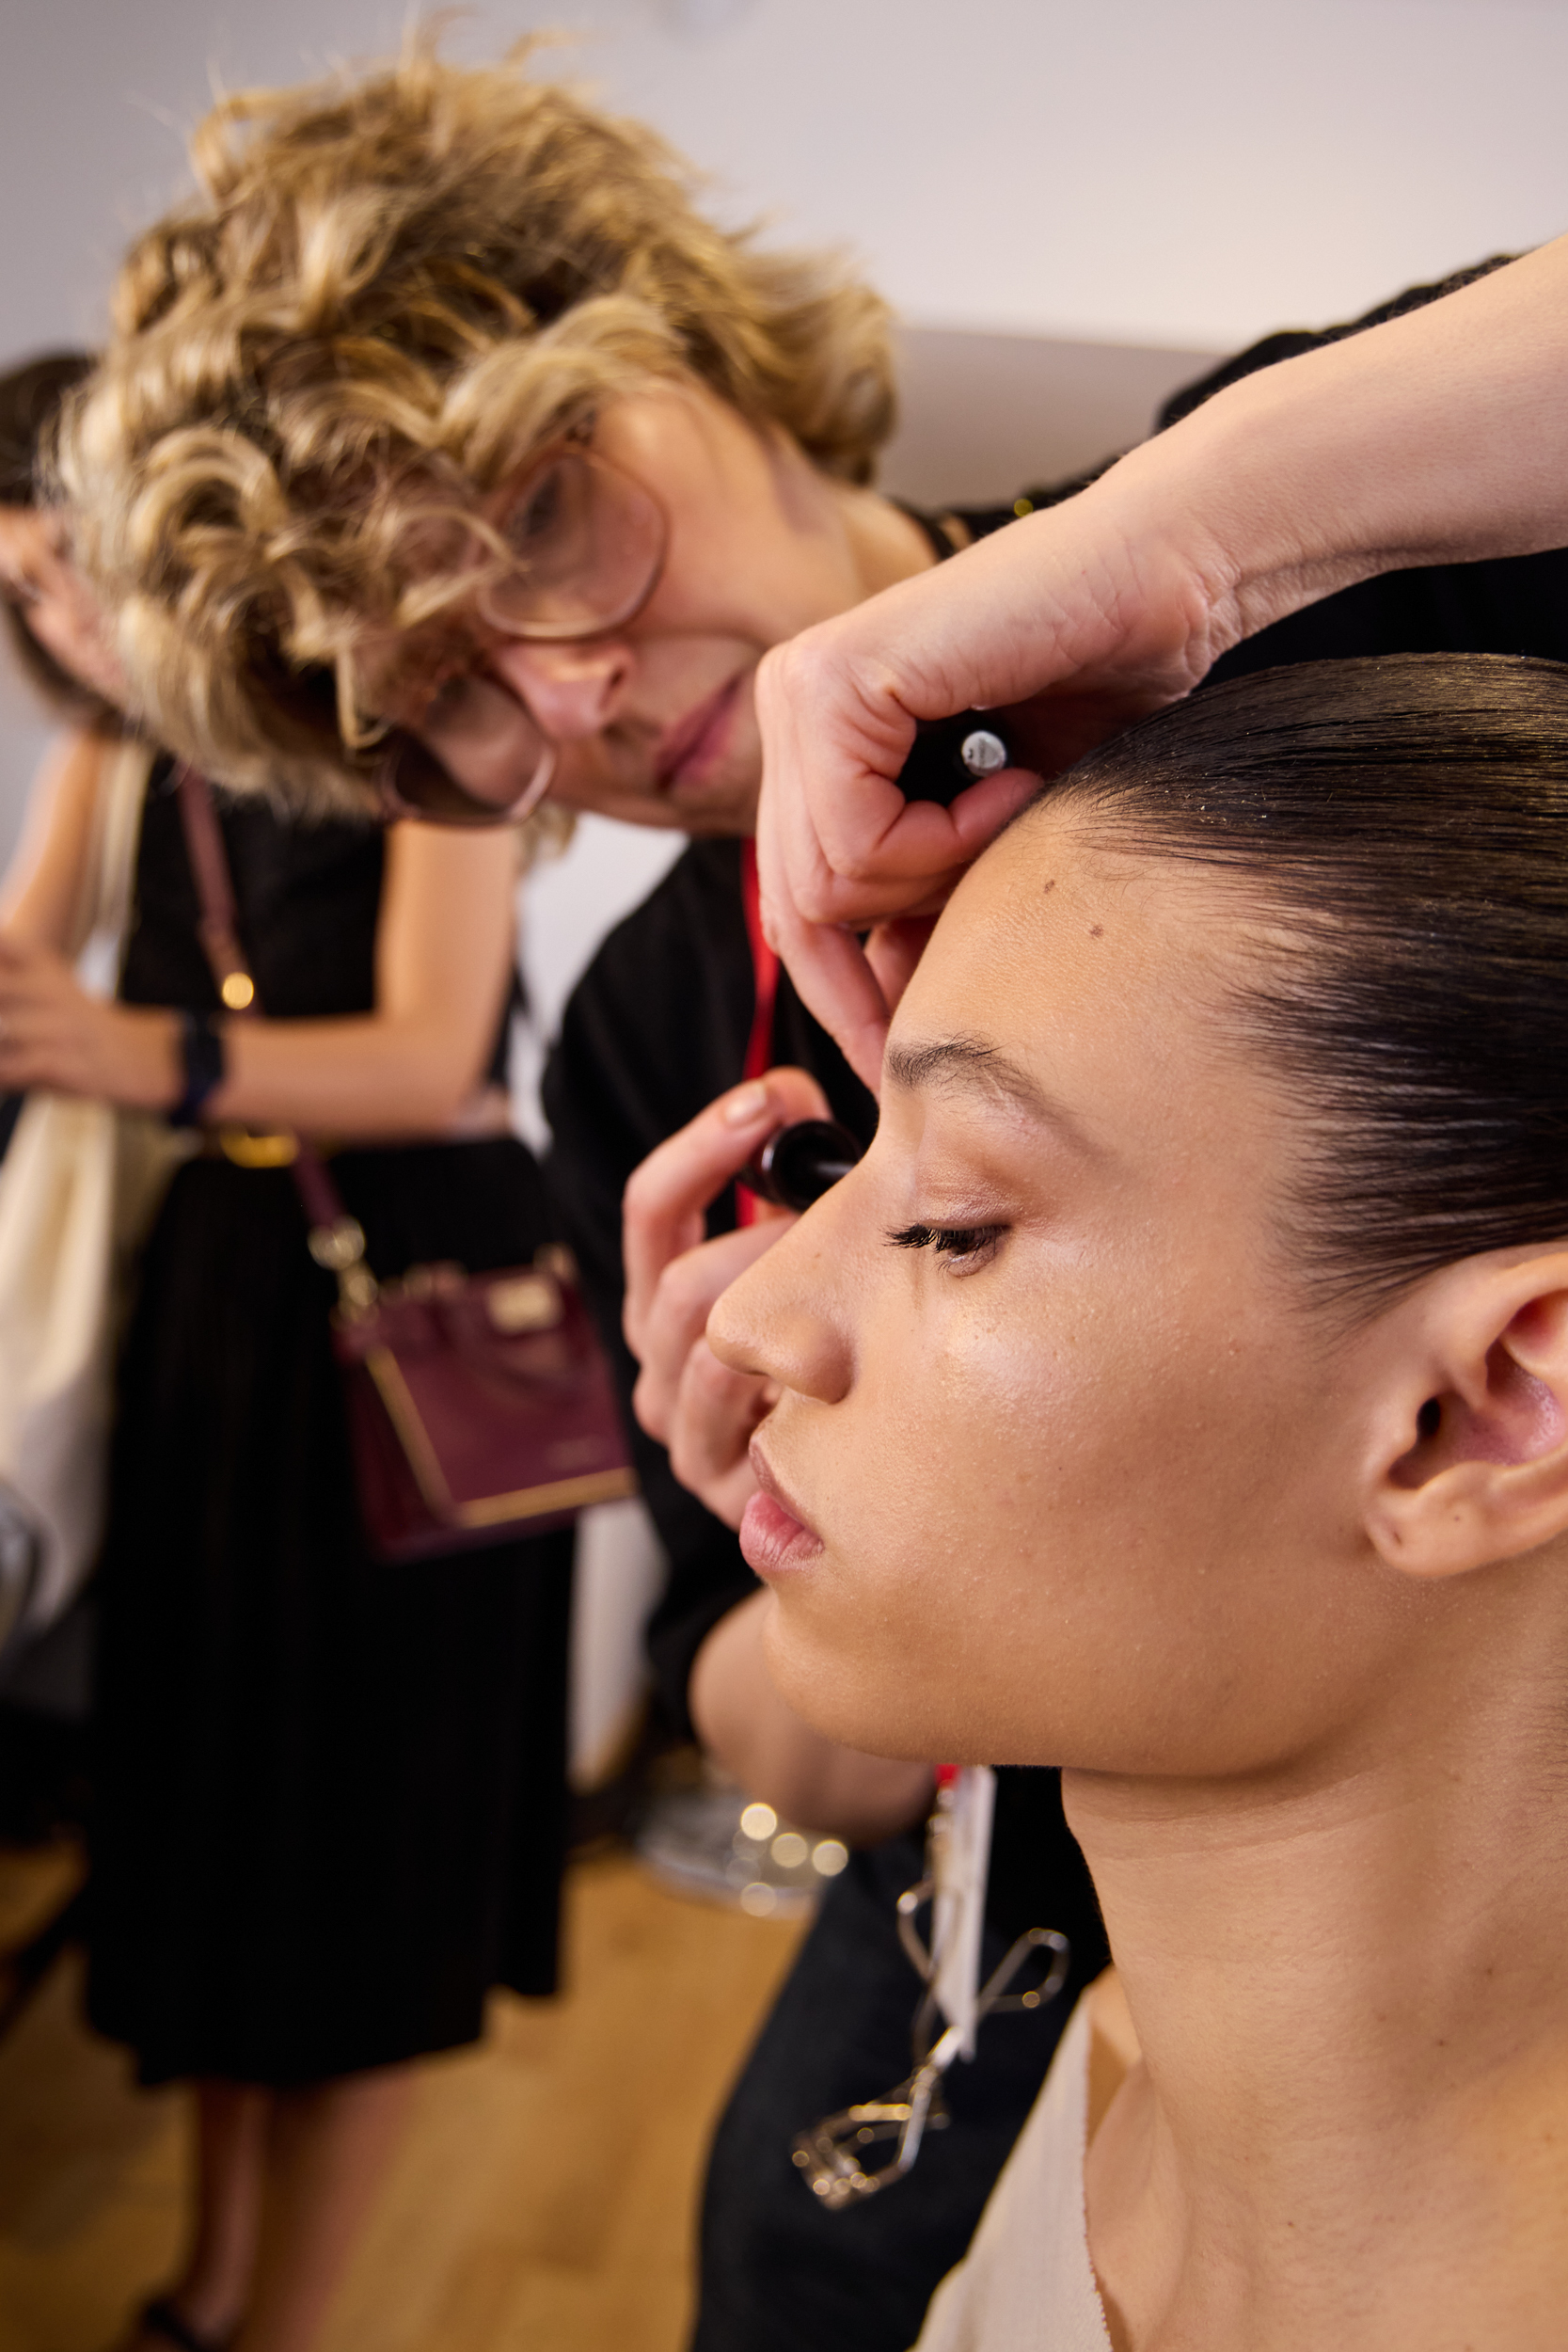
[373,446,667,827]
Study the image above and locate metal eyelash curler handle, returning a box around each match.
[895,714,1014,808]
[789,1922,1071,2210]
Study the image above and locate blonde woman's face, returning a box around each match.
[374,380,923,835]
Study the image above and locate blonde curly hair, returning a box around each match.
[61,43,896,814]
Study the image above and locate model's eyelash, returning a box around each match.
[887,1221,1006,1262]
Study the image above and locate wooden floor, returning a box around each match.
[0,1844,805,2352]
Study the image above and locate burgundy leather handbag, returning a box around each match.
[176,767,636,1564]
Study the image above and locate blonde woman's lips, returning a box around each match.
[657,674,743,793]
[740,1448,824,1576]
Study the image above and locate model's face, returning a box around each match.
[0,506,124,707]
[709,803,1432,1774]
[364,380,908,835]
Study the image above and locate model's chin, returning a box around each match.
[758,1596,954,1767]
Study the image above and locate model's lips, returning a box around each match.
[655,673,744,793]
[740,1446,824,1576]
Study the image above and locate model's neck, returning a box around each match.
[1068,1645,1568,2350]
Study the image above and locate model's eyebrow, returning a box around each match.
[884,1034,1091,1146]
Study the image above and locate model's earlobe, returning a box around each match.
[1368,1258,1568,1578]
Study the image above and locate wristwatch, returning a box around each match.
[167,1009,226,1127]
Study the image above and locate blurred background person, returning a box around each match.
[0,348,576,2352]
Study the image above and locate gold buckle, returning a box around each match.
[216,1125,299,1169]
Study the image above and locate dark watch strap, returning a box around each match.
[168,1009,226,1128]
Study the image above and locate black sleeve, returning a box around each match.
[543,839,882,1734]
[543,843,758,1734]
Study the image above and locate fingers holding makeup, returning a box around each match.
[621,1064,832,1362]
[623,1065,834,1523]
[630,1216,785,1453]
[667,1321,783,1531]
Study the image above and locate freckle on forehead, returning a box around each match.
[1089,924,1103,939]
[1040,878,1056,896]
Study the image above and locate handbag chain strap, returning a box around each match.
[173,764,378,1314]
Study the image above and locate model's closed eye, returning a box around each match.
[886,1222,1006,1273]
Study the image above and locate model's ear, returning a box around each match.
[1366,1251,1568,1578]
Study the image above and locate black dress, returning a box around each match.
[88,771,574,2088]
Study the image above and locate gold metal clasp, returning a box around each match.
[485,1270,562,1334]
[217,1125,298,1169]
[308,1216,378,1316]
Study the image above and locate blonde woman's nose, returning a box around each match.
[486,636,631,739]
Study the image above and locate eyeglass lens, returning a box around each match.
[480,450,666,642]
[381,451,665,825]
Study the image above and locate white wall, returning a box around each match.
[3,0,1564,969]
[592,0,1568,351]
[4,0,1563,361]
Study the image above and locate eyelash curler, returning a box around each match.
[788,1772,1071,2211]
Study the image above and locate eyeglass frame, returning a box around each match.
[367,440,671,830]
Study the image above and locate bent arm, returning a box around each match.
[0,726,117,950]
[758,236,1568,1083]
[202,823,516,1134]
[0,813,519,1134]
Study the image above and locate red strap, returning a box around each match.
[736,841,781,1228]
[739,839,779,1083]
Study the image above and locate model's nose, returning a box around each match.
[485,636,632,740]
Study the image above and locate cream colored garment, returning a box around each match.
[912,1994,1114,2352]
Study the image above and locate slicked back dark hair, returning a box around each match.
[0,348,109,719]
[1048,653,1568,1314]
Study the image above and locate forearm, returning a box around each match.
[690,1590,934,1843]
[203,1010,495,1136]
[1133,235,1568,652]
[24,1001,495,1134]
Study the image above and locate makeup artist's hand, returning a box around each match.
[631,1075,940,1842]
[623,1066,831,1529]
[0,934,181,1106]
[756,240,1568,1089]
[753,470,1221,1089]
